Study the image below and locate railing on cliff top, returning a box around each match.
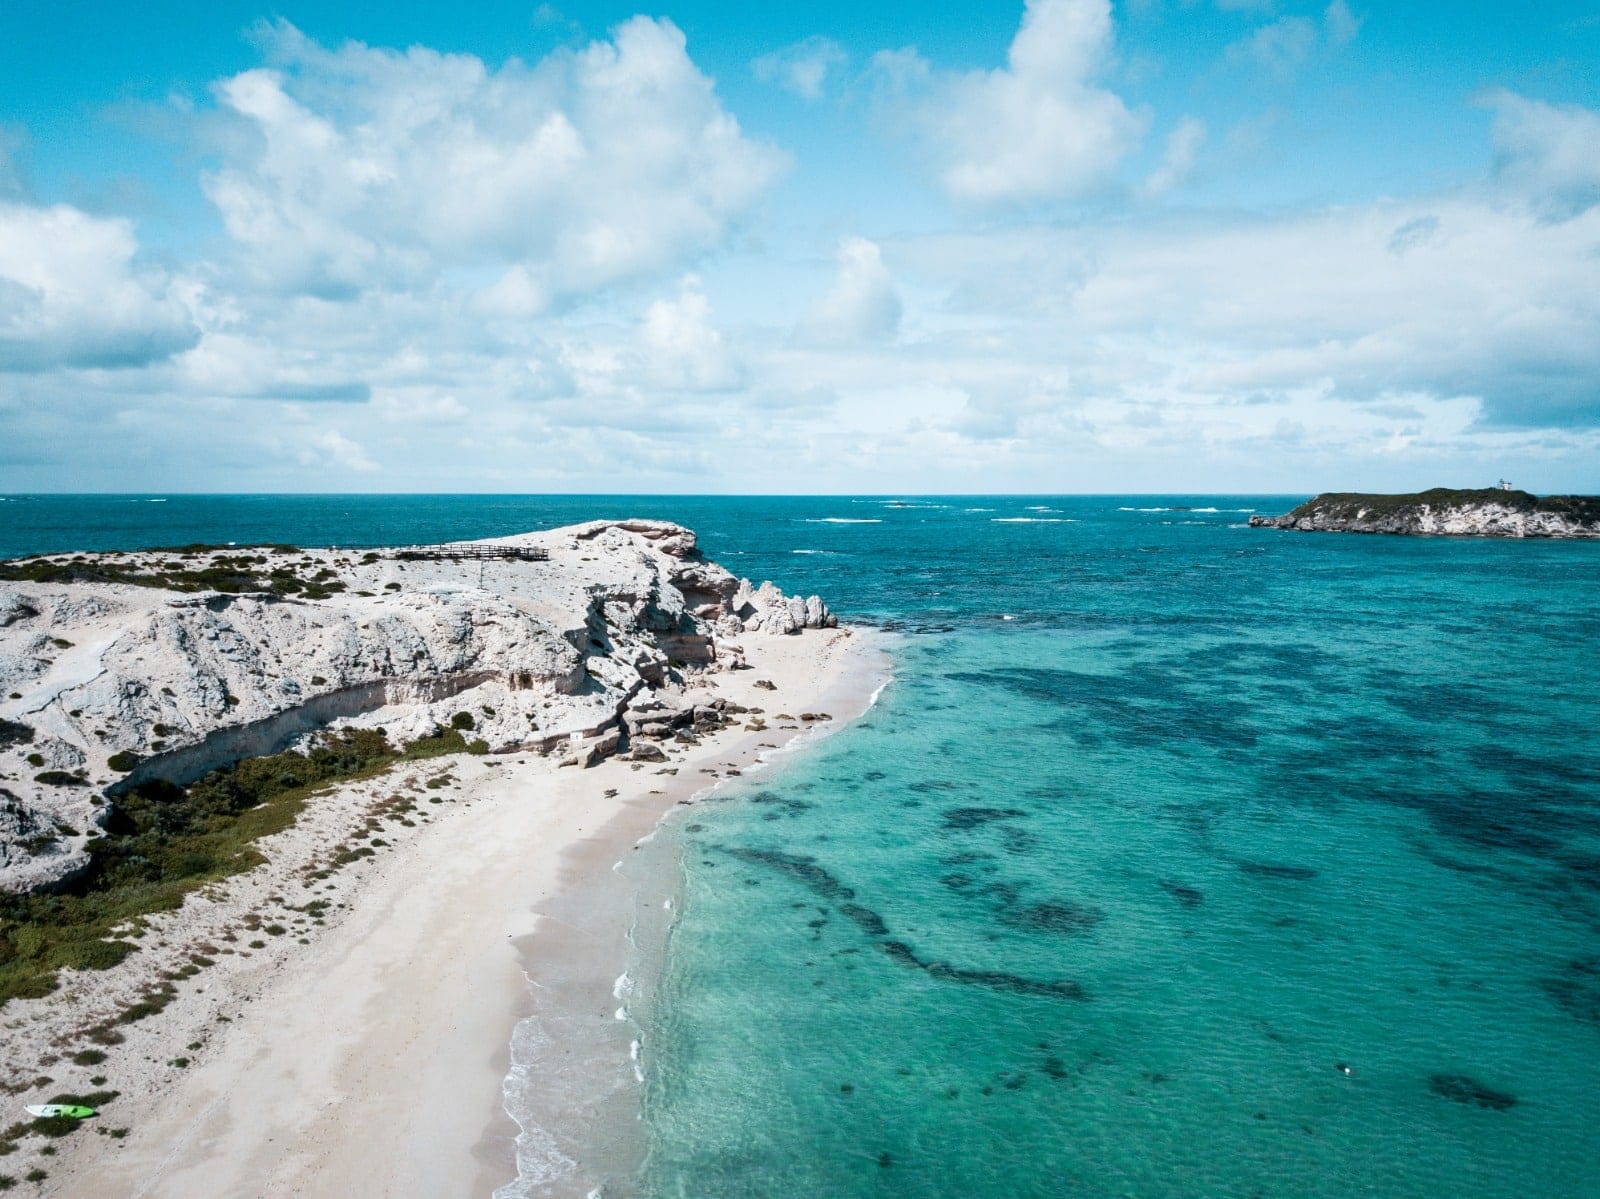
[390,544,549,562]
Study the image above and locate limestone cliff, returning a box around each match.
[1249,489,1600,538]
[0,520,836,892]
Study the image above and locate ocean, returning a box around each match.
[4,494,1597,1197]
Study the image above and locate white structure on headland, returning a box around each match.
[1497,479,1513,491]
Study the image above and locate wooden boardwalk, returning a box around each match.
[392,544,549,562]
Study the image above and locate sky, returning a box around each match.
[1,0,1598,494]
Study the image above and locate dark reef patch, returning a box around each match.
[1542,957,1600,1027]
[1001,900,1104,936]
[722,845,1085,1002]
[747,790,814,820]
[838,903,889,937]
[942,807,1029,831]
[723,847,855,901]
[880,941,1087,1001]
[1236,860,1319,881]
[1160,880,1204,907]
[1428,1074,1518,1111]
[940,851,995,866]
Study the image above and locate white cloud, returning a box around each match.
[1484,89,1600,218]
[752,36,848,101]
[1324,1,1362,48]
[880,0,1147,205]
[203,18,785,302]
[1226,16,1317,78]
[639,275,740,390]
[799,237,902,345]
[0,201,197,372]
[298,427,379,472]
[1225,3,1360,78]
[1141,116,1207,198]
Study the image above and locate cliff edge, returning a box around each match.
[0,520,835,893]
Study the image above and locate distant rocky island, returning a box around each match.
[1249,488,1600,538]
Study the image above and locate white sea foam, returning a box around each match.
[803,518,882,524]
[493,1019,580,1199]
[791,549,838,555]
[964,507,994,512]
[1025,506,1059,512]
[991,517,1072,523]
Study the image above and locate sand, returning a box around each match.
[41,626,886,1198]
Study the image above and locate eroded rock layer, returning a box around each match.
[0,520,835,892]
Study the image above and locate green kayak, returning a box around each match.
[26,1104,96,1119]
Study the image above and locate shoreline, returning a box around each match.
[485,631,893,1197]
[41,624,888,1197]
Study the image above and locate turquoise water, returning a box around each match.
[629,500,1600,1198]
[4,495,1597,1196]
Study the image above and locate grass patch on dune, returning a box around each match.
[0,726,486,1007]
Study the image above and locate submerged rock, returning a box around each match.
[1428,1073,1518,1111]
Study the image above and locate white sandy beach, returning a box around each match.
[41,625,883,1198]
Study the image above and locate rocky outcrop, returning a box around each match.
[0,520,840,893]
[1250,489,1600,538]
[722,579,837,635]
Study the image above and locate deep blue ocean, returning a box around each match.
[3,494,1597,1197]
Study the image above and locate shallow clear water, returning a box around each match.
[6,494,1597,1197]
[629,499,1600,1198]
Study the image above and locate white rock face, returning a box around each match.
[0,521,837,893]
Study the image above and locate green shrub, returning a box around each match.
[60,940,136,972]
[0,725,487,1006]
[449,711,475,731]
[106,751,141,773]
[32,772,84,787]
[70,1050,106,1066]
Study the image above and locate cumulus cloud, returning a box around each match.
[1141,116,1207,199]
[1226,4,1359,78]
[297,427,378,472]
[879,0,1146,205]
[798,237,902,345]
[1484,89,1600,218]
[752,36,848,101]
[203,18,785,302]
[639,275,741,390]
[0,201,197,372]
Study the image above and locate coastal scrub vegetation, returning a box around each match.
[0,725,488,1006]
[0,544,353,600]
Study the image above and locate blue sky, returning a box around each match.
[2,1,1598,492]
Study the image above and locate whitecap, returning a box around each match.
[803,518,882,524]
[991,517,1072,523]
